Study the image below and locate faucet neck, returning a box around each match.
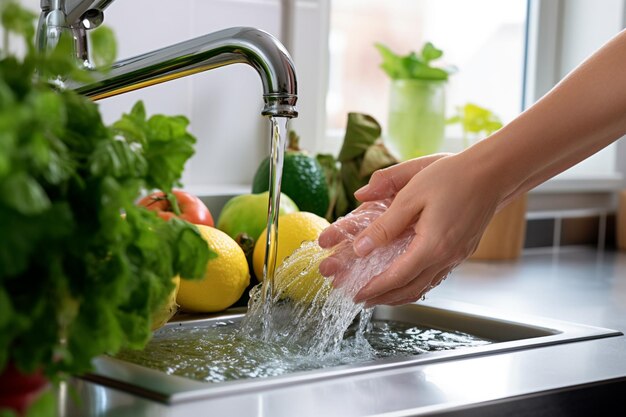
[37,1,298,119]
[72,27,298,118]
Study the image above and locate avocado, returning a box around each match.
[252,132,330,218]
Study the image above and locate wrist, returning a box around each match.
[457,130,531,207]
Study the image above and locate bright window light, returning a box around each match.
[327,0,528,137]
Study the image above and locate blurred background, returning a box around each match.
[14,0,626,251]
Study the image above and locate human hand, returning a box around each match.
[319,152,503,307]
[319,153,450,249]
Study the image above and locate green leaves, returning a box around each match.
[89,25,117,68]
[112,102,196,193]
[0,173,50,215]
[316,153,349,222]
[168,218,216,280]
[447,102,503,144]
[375,42,454,81]
[0,0,37,54]
[0,30,210,390]
[317,113,398,220]
[338,113,382,161]
[421,42,443,64]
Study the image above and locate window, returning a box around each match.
[326,0,528,144]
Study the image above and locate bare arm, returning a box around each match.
[320,29,626,306]
[483,29,626,209]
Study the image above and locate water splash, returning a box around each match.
[242,200,416,355]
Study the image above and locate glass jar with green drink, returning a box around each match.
[376,42,454,161]
[387,79,446,160]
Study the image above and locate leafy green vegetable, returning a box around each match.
[0,0,213,389]
[316,153,348,222]
[323,113,398,217]
[447,102,503,146]
[0,0,37,54]
[375,42,455,81]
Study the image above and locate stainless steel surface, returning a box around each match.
[38,3,298,117]
[37,0,112,67]
[74,26,297,117]
[40,0,113,25]
[71,26,298,117]
[82,298,620,404]
[59,249,626,416]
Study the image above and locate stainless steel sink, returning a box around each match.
[83,298,621,404]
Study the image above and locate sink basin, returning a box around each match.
[83,298,621,404]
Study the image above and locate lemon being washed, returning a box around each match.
[177,225,250,312]
[253,212,330,302]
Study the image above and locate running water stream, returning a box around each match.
[259,116,290,340]
[115,117,492,383]
[246,117,400,352]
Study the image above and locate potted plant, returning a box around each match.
[448,103,527,260]
[0,2,212,415]
[376,42,455,161]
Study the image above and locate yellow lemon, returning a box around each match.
[151,276,180,331]
[272,240,332,304]
[177,225,250,313]
[253,212,330,300]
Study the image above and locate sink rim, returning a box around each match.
[83,298,622,404]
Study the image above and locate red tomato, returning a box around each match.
[138,189,214,227]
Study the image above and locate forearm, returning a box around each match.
[466,29,626,207]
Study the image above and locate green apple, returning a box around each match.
[217,192,299,241]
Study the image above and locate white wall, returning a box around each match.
[100,0,281,192]
[98,0,328,193]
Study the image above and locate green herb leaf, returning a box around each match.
[89,25,117,68]
[112,101,149,144]
[0,10,210,401]
[25,391,56,417]
[375,43,405,79]
[0,1,37,53]
[421,42,443,64]
[375,41,453,81]
[0,173,51,215]
[170,218,216,280]
[447,102,503,139]
[89,138,149,179]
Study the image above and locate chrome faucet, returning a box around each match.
[36,0,298,118]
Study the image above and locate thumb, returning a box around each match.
[355,154,449,202]
[353,196,420,257]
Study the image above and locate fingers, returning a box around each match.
[353,232,434,302]
[355,154,450,202]
[319,256,341,277]
[319,212,371,248]
[319,225,348,248]
[353,191,422,257]
[319,200,390,248]
[364,266,453,307]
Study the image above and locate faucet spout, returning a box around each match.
[70,27,298,118]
